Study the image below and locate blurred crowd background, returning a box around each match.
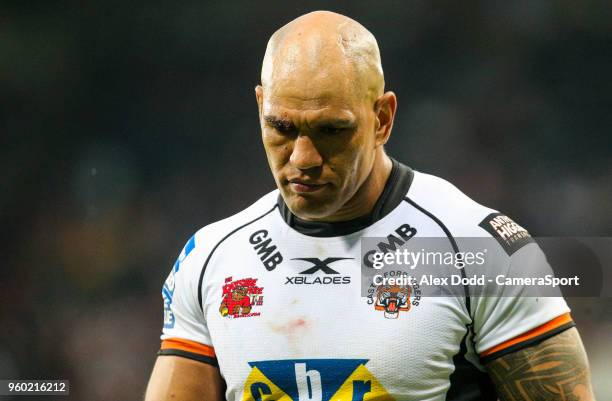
[1,1,611,400]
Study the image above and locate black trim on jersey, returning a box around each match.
[402,197,472,319]
[402,195,481,392]
[446,328,497,401]
[277,158,414,237]
[479,321,576,365]
[197,204,278,310]
[158,349,219,367]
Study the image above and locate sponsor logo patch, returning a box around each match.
[242,359,393,401]
[362,224,417,268]
[219,276,264,318]
[285,257,353,285]
[479,213,534,256]
[250,230,284,271]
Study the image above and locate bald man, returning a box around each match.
[145,11,595,401]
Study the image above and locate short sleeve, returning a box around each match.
[158,234,217,366]
[472,216,574,364]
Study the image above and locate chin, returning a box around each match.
[287,193,339,221]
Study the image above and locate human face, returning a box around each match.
[256,77,379,221]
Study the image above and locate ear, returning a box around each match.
[373,91,397,147]
[255,85,264,123]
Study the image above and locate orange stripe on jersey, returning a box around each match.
[480,313,573,357]
[161,338,216,358]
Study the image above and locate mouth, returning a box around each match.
[387,298,398,312]
[287,179,327,194]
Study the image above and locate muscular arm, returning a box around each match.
[144,355,225,401]
[485,327,595,401]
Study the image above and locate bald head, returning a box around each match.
[256,12,397,222]
[261,11,384,103]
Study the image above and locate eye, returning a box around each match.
[320,126,345,135]
[274,125,297,136]
[268,126,295,138]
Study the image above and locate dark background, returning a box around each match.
[1,1,611,400]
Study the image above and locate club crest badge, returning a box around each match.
[219,276,264,318]
[374,284,411,319]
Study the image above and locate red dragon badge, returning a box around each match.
[219,277,264,318]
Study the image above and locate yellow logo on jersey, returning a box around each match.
[242,359,393,401]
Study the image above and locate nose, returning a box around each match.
[289,135,323,170]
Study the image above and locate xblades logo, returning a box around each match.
[286,257,354,285]
[292,257,353,275]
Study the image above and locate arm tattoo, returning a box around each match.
[485,327,596,401]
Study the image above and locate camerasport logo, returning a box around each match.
[219,277,264,318]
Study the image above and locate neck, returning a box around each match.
[315,150,393,222]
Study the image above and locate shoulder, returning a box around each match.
[195,189,279,246]
[406,170,534,259]
[406,169,536,259]
[407,170,506,237]
[170,189,279,277]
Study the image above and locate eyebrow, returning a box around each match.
[264,115,357,131]
[264,116,296,131]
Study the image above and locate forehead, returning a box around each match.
[263,71,364,121]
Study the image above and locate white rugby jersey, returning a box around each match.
[159,160,573,401]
